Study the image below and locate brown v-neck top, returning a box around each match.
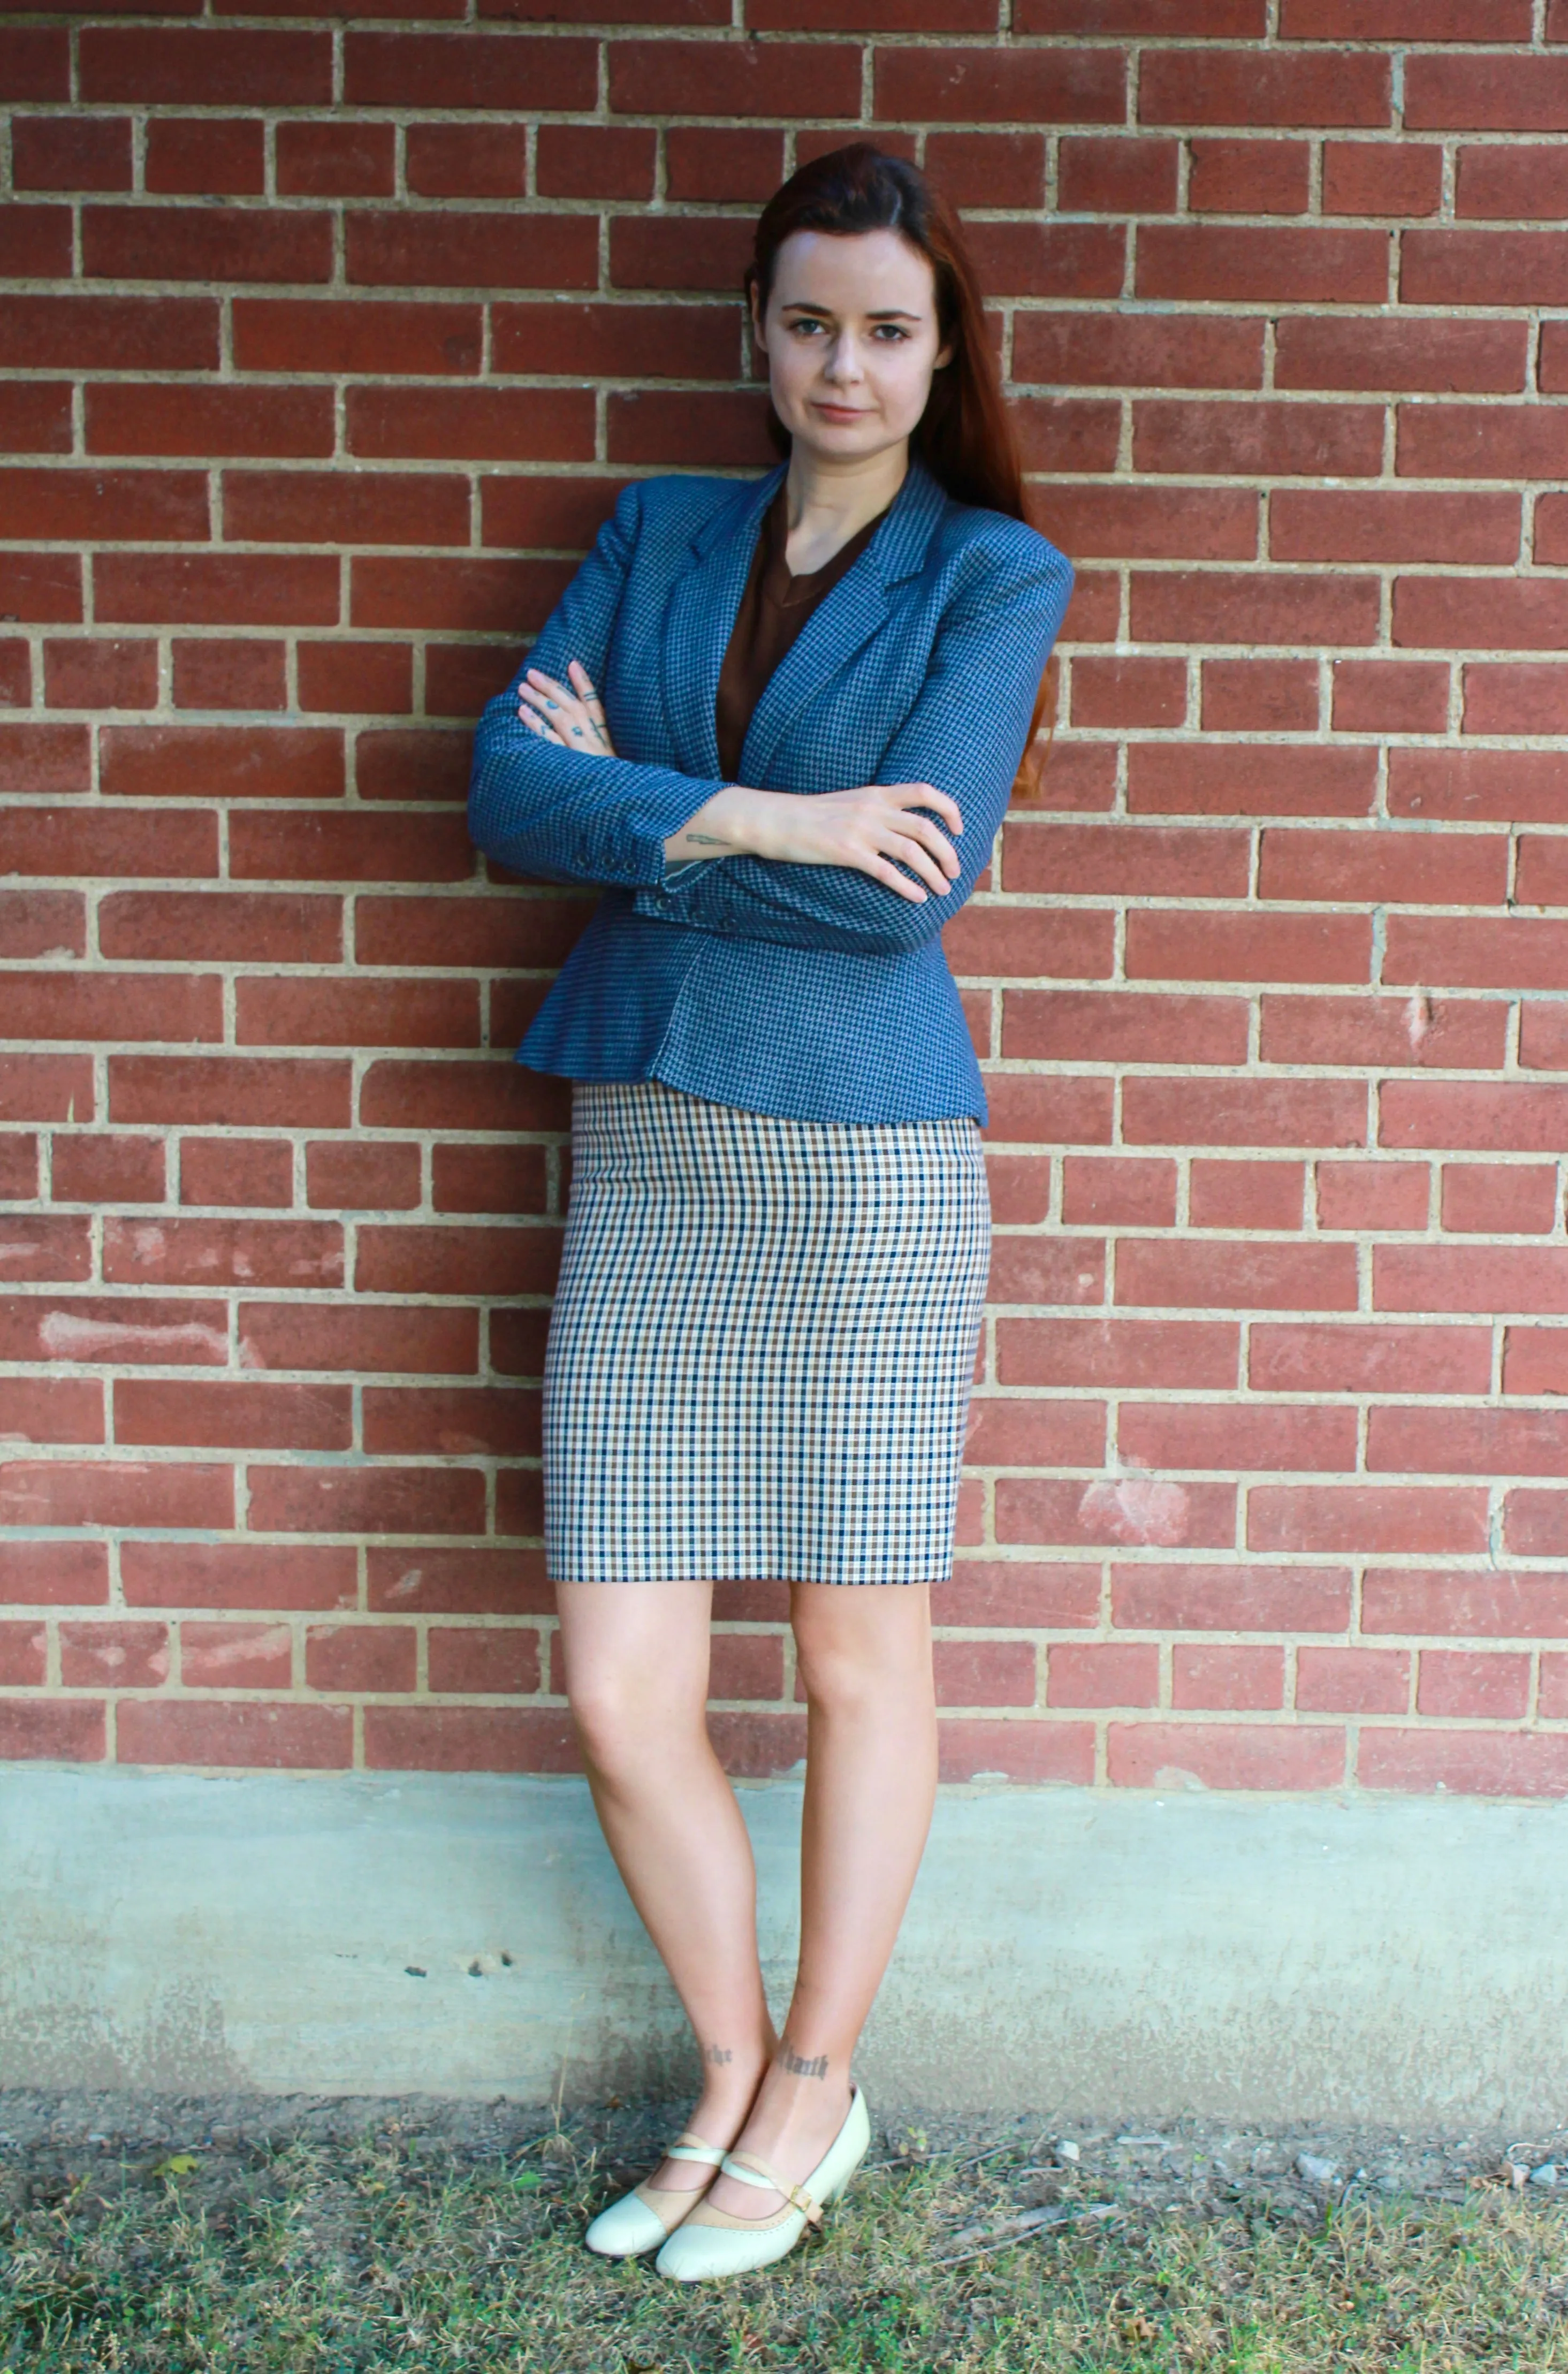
[714,481,890,783]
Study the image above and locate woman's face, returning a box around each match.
[751,227,954,467]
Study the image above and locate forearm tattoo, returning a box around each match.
[775,2042,829,2080]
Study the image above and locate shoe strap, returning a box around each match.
[664,2132,725,2167]
[719,2148,823,2226]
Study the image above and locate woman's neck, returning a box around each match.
[781,441,909,575]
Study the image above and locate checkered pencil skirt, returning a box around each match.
[543,1078,992,1585]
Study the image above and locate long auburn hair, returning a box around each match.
[745,142,1059,802]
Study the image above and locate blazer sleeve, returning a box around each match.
[628,536,1074,958]
[466,481,729,891]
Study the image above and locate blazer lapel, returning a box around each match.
[660,463,786,778]
[739,456,949,789]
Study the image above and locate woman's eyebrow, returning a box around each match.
[778,303,924,321]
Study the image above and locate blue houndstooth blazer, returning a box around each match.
[467,453,1074,1126]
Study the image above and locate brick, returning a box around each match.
[362,1388,538,1457]
[0,295,215,375]
[0,724,90,794]
[0,1134,39,1198]
[1415,1650,1530,1723]
[1189,139,1311,215]
[1506,1492,1568,1557]
[1141,48,1387,127]
[83,206,332,287]
[1465,667,1568,738]
[239,1302,477,1375]
[1115,1238,1358,1310]
[1267,995,1504,1074]
[1127,745,1375,819]
[1069,657,1185,730]
[963,1399,1106,1469]
[1109,1721,1344,1791]
[1201,660,1318,734]
[0,1622,47,1687]
[1060,1157,1177,1229]
[1544,1657,1568,1720]
[1002,991,1247,1067]
[924,131,1046,210]
[354,894,583,971]
[0,553,80,622]
[235,978,478,1052]
[366,1547,550,1617]
[0,1702,104,1762]
[345,30,595,108]
[1381,1082,1568,1155]
[1442,1163,1558,1236]
[986,1234,1107,1306]
[1249,1486,1487,1556]
[0,1297,227,1368]
[1189,1159,1304,1230]
[604,389,776,471]
[0,1215,90,1282]
[1379,1244,1568,1318]
[1047,1642,1159,1709]
[172,642,287,713]
[145,117,264,195]
[1137,226,1389,303]
[0,465,210,543]
[611,214,756,296]
[0,890,83,961]
[1123,1078,1366,1151]
[1274,316,1526,395]
[1358,1729,1568,1797]
[1115,1561,1349,1633]
[364,1706,579,1774]
[347,211,597,294]
[0,389,69,460]
[430,1144,549,1214]
[117,1700,352,1771]
[1122,1401,1352,1473]
[233,300,482,377]
[1276,490,1519,567]
[983,1155,1053,1227]
[0,971,220,1047]
[247,1464,487,1536]
[874,47,1125,127]
[1399,406,1568,485]
[998,1477,1236,1550]
[1,1542,103,1609]
[998,1317,1237,1390]
[0,1377,102,1445]
[1130,570,1379,647]
[180,1620,294,1690]
[100,892,340,965]
[936,1720,1094,1786]
[1542,333,1568,399]
[1457,144,1568,220]
[1250,1320,1487,1395]
[179,1137,293,1209]
[355,1222,557,1297]
[1001,821,1247,901]
[1014,312,1261,392]
[939,1562,1099,1629]
[1332,661,1450,735]
[427,1626,543,1696]
[1404,230,1568,307]
[538,125,659,200]
[96,554,338,630]
[349,386,590,465]
[960,223,1126,301]
[104,713,311,798]
[1296,1648,1409,1716]
[11,115,132,192]
[1023,0,1262,20]
[1030,488,1258,567]
[298,643,414,716]
[305,1624,417,1693]
[307,1142,422,1212]
[406,123,527,200]
[0,1461,233,1531]
[1129,912,1372,987]
[358,1060,555,1133]
[1405,55,1568,133]
[90,385,332,461]
[1172,1643,1283,1710]
[1364,1569,1568,1640]
[1259,827,1505,908]
[276,121,395,198]
[0,204,72,276]
[1506,1328,1568,1395]
[0,1054,95,1123]
[491,306,735,385]
[57,1620,168,1690]
[42,641,154,713]
[121,1542,355,1614]
[352,554,579,636]
[1371,1406,1568,1481]
[1523,1007,1568,1071]
[109,1057,349,1131]
[1389,756,1568,826]
[79,26,330,103]
[103,1215,342,1290]
[229,810,475,885]
[1322,141,1443,218]
[1286,0,1527,28]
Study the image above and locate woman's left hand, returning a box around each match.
[516,660,616,757]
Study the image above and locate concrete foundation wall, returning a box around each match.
[4,1766,1566,2124]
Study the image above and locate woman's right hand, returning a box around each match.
[666,781,965,906]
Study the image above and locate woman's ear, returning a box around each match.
[748,284,768,359]
[934,338,955,371]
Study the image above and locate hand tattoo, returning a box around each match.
[681,833,728,847]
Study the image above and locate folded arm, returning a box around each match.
[631,542,1074,957]
[466,482,724,889]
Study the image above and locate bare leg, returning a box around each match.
[703,1579,939,2219]
[555,1579,779,2187]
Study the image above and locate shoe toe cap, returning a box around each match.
[585,2193,669,2257]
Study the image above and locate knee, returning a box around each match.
[564,1662,704,1784]
[795,1620,931,1723]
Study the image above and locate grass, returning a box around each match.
[4,2117,1568,2373]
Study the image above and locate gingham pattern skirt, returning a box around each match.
[543,1078,992,1585]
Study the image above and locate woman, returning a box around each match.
[467,142,1073,2283]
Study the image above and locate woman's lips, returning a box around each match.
[813,402,871,421]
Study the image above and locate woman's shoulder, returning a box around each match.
[928,491,1074,598]
[619,470,771,537]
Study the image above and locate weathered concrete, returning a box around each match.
[3,1765,1565,2121]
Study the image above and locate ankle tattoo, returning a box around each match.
[776,2041,829,2080]
[702,2043,733,2066]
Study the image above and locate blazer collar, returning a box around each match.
[664,453,950,782]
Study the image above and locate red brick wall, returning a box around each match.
[2,3,1566,1797]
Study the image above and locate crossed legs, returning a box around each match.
[554,1576,940,2218]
